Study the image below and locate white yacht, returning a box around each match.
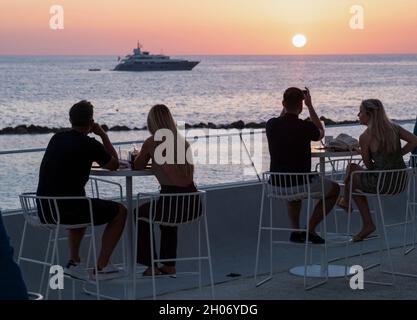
[114,42,200,72]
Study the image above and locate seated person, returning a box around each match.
[412,116,417,166]
[0,212,28,300]
[36,101,127,279]
[133,104,198,276]
[339,99,417,241]
[266,87,340,244]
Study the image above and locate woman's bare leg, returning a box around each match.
[342,164,362,206]
[344,164,376,240]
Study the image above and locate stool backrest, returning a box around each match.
[373,168,412,195]
[19,193,47,228]
[316,158,362,182]
[138,190,206,226]
[19,193,92,228]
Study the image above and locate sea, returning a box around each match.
[1,55,417,210]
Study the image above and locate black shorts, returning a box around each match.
[37,198,120,226]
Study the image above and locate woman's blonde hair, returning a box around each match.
[147,104,194,177]
[361,99,399,154]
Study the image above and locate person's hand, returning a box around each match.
[304,87,313,108]
[91,122,106,137]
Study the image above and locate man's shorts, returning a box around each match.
[310,176,334,196]
[269,176,335,201]
[37,198,120,226]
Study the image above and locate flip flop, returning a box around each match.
[142,267,162,277]
[351,233,378,242]
[160,266,177,278]
[351,235,364,242]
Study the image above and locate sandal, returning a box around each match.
[160,265,176,277]
[142,267,162,277]
[351,227,377,242]
[351,235,364,242]
[351,235,378,242]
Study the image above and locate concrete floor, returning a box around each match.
[159,246,417,300]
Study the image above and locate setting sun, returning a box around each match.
[292,34,307,48]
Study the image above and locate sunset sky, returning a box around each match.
[1,0,417,55]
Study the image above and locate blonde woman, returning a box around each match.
[133,104,197,276]
[339,99,417,241]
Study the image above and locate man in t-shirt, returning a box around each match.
[266,87,340,244]
[36,100,127,279]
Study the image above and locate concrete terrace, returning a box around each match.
[4,181,417,300]
[160,246,417,300]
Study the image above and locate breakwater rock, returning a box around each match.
[0,118,363,135]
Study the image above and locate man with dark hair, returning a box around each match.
[36,100,127,279]
[69,100,94,127]
[266,87,340,244]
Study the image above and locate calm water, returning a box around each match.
[1,55,417,210]
[1,55,417,130]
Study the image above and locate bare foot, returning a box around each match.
[352,225,376,242]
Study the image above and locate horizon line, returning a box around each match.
[1,52,417,57]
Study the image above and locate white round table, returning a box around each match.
[90,168,153,299]
[288,147,359,278]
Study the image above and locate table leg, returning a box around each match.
[319,156,325,173]
[125,176,134,299]
[288,156,352,278]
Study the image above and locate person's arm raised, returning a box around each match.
[398,125,417,156]
[92,123,119,170]
[304,88,324,140]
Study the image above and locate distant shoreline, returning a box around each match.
[1,117,415,135]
